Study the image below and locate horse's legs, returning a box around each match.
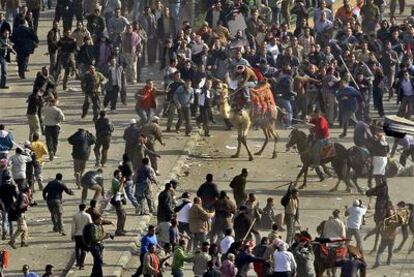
[241,136,253,161]
[352,171,364,195]
[299,165,309,189]
[255,128,268,156]
[315,166,325,181]
[395,225,409,252]
[270,128,279,159]
[372,228,380,253]
[295,166,306,186]
[364,225,380,254]
[232,135,242,158]
[322,164,332,177]
[329,178,341,192]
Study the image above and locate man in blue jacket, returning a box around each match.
[0,124,13,159]
[173,79,194,136]
[337,78,362,138]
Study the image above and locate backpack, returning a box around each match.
[82,223,100,248]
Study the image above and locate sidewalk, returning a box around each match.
[66,133,200,277]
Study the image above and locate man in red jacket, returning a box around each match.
[309,109,331,166]
[135,79,156,125]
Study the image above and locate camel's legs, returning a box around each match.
[232,135,242,158]
[240,136,253,161]
[269,128,278,159]
[255,128,268,156]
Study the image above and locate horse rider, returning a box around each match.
[390,134,414,167]
[307,109,331,167]
[353,118,373,149]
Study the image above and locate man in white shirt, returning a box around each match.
[71,203,92,270]
[220,228,235,254]
[8,147,32,191]
[175,192,193,247]
[345,199,367,251]
[156,220,172,247]
[313,12,333,35]
[273,243,297,274]
[323,209,346,238]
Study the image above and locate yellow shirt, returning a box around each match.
[31,141,48,165]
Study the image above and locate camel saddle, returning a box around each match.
[319,244,348,266]
[320,143,336,160]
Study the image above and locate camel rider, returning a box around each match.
[308,109,331,166]
[235,65,258,107]
[390,134,414,167]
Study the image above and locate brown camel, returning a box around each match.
[217,81,279,161]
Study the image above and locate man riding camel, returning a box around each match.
[233,65,258,108]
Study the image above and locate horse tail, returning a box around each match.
[332,143,348,181]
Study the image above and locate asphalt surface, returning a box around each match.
[1,2,414,277]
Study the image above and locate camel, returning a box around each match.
[217,81,279,161]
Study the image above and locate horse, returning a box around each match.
[364,184,391,253]
[285,128,351,190]
[314,221,365,277]
[313,242,365,277]
[394,203,414,253]
[337,146,371,194]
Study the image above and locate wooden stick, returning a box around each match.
[242,218,257,243]
[274,182,293,190]
[339,55,360,90]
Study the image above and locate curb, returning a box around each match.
[65,131,201,277]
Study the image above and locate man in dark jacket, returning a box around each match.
[0,174,17,240]
[229,168,248,207]
[211,191,236,243]
[77,36,96,75]
[10,19,39,79]
[197,174,219,210]
[233,205,260,244]
[42,173,74,235]
[123,118,141,171]
[26,89,43,140]
[93,111,114,168]
[86,7,105,39]
[68,128,96,189]
[56,29,77,91]
[47,20,61,76]
[157,182,175,223]
[81,65,107,122]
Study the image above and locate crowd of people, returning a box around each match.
[0,0,413,276]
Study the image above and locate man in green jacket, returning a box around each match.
[171,239,193,276]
